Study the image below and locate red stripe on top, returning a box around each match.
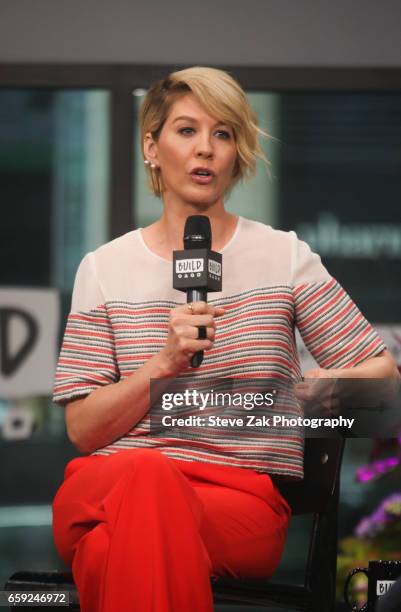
[296,285,344,327]
[293,277,336,303]
[320,329,380,368]
[298,301,357,343]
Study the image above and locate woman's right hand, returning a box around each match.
[158,301,226,376]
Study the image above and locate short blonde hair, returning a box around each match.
[139,66,270,198]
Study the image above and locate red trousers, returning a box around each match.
[52,448,291,612]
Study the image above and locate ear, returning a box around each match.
[143,132,159,164]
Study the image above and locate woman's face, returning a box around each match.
[145,93,238,210]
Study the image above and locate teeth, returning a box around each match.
[196,171,210,176]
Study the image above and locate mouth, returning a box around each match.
[190,167,215,185]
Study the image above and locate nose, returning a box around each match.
[195,131,214,158]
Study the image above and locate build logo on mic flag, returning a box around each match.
[175,258,204,277]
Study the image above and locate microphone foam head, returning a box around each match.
[184,215,212,250]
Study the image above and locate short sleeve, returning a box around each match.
[291,233,386,369]
[53,253,119,405]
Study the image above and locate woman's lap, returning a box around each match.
[52,448,291,579]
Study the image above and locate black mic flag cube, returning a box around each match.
[173,248,222,293]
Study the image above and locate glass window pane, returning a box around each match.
[0,90,110,293]
[275,92,401,321]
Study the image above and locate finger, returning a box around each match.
[303,369,323,379]
[303,368,334,380]
[294,388,315,402]
[174,314,216,327]
[212,306,226,317]
[295,389,332,409]
[183,301,208,315]
[183,302,226,317]
[182,339,214,354]
[294,381,319,399]
[295,378,332,397]
[181,325,215,340]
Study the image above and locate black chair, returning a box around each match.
[211,435,345,611]
[5,436,345,612]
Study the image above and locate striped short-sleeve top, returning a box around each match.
[53,217,385,478]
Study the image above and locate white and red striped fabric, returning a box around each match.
[53,217,385,477]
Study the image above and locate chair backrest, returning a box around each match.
[279,435,345,515]
[279,435,345,600]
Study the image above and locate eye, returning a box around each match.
[178,127,194,135]
[215,130,231,139]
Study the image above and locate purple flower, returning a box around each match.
[357,466,375,482]
[356,457,400,483]
[383,493,401,517]
[354,492,401,539]
[355,517,374,538]
[371,507,388,527]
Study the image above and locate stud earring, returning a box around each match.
[144,159,150,166]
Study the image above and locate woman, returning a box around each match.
[52,66,398,612]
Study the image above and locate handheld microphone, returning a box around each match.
[173,215,222,368]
